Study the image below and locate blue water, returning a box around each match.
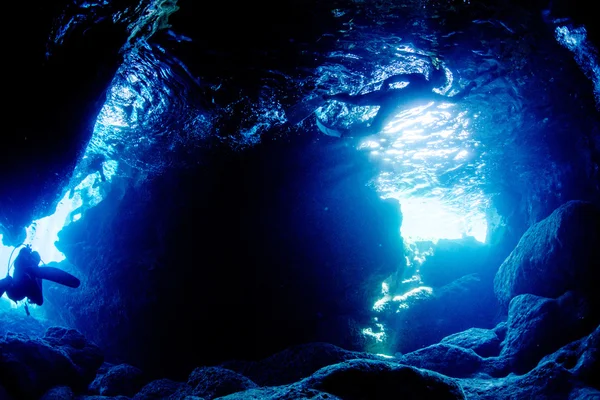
[2,1,599,357]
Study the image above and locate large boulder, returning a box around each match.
[398,344,484,378]
[0,328,102,399]
[221,342,381,386]
[540,323,600,389]
[494,200,600,309]
[132,378,191,399]
[302,359,465,399]
[42,327,104,384]
[500,292,597,374]
[186,366,257,399]
[95,363,146,397]
[440,328,502,358]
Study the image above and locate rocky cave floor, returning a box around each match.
[1,200,599,400]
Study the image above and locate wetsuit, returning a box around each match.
[0,246,44,305]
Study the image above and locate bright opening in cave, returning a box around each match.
[361,100,488,245]
[0,164,114,289]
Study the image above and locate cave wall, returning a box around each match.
[48,136,405,379]
[0,1,134,244]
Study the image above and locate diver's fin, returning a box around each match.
[285,96,326,125]
[36,267,81,288]
[316,118,343,138]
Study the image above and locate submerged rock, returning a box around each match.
[219,386,339,400]
[398,344,484,378]
[43,327,104,384]
[494,200,600,309]
[539,323,600,388]
[440,328,502,358]
[40,386,74,400]
[302,359,465,399]
[501,292,597,374]
[220,342,381,386]
[461,360,577,399]
[186,366,257,399]
[0,327,103,399]
[96,363,146,397]
[132,378,191,399]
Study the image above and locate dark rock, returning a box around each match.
[43,327,104,384]
[41,386,75,400]
[569,387,600,399]
[1,1,131,242]
[89,363,114,394]
[76,396,130,400]
[399,344,483,378]
[303,359,465,399]
[221,342,381,386]
[460,360,577,399]
[540,323,600,388]
[494,201,600,309]
[97,363,146,397]
[132,378,191,399]
[419,237,491,287]
[219,386,340,400]
[0,332,90,399]
[501,292,597,374]
[440,328,502,358]
[187,367,257,399]
[493,321,507,342]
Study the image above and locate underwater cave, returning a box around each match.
[1,0,599,399]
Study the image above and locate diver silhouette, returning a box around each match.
[318,68,477,137]
[0,245,80,309]
[285,67,478,138]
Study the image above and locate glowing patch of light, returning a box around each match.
[382,103,436,135]
[373,295,391,312]
[398,197,487,243]
[359,140,381,150]
[362,323,386,342]
[366,104,488,244]
[376,353,394,359]
[0,170,109,296]
[555,25,600,106]
[381,282,389,295]
[392,286,433,303]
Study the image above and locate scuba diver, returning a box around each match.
[0,245,80,312]
[286,65,479,138]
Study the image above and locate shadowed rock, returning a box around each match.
[441,328,502,358]
[501,292,597,374]
[494,200,600,309]
[221,342,381,386]
[0,327,103,399]
[95,363,146,397]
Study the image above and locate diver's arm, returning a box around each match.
[382,73,428,88]
[323,91,383,107]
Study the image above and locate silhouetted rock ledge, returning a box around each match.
[0,324,599,399]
